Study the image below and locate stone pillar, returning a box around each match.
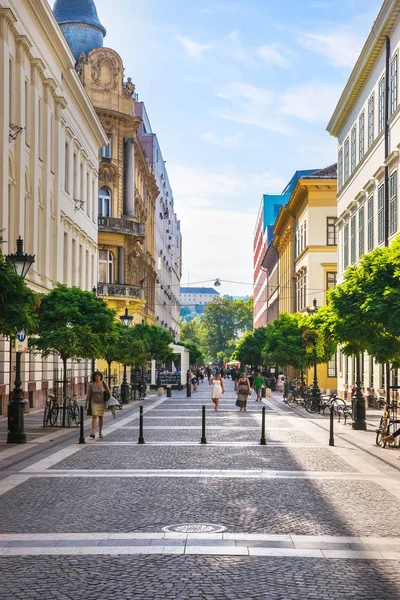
[123,138,135,216]
[118,246,124,284]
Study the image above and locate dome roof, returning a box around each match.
[53,0,106,36]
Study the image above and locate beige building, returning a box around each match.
[0,0,107,414]
[272,166,338,391]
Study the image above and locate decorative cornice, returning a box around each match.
[15,35,32,67]
[386,149,399,169]
[31,58,46,86]
[355,190,366,204]
[54,95,67,121]
[0,8,16,41]
[373,165,385,181]
[43,78,57,104]
[363,178,375,194]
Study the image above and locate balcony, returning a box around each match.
[98,216,145,237]
[97,283,144,300]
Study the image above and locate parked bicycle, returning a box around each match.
[376,401,400,447]
[43,394,59,427]
[66,395,81,427]
[304,393,346,415]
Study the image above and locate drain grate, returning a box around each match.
[162,523,227,534]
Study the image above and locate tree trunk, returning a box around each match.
[107,361,112,388]
[62,356,67,427]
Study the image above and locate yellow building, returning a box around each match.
[272,165,338,391]
[76,48,158,325]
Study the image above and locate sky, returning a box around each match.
[91,0,382,296]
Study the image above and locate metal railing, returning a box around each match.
[98,216,145,236]
[97,283,144,299]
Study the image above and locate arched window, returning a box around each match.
[99,249,114,283]
[98,188,111,217]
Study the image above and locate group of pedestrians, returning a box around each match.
[209,370,267,412]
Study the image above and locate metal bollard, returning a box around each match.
[79,405,85,444]
[201,405,207,444]
[186,373,192,398]
[167,385,172,398]
[138,405,145,444]
[260,406,267,445]
[261,387,266,399]
[178,381,183,391]
[329,404,335,446]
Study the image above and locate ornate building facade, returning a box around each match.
[54,0,158,326]
[0,0,106,413]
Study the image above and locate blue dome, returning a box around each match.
[53,0,106,60]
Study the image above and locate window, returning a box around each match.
[98,188,111,217]
[38,98,43,161]
[64,142,70,193]
[344,138,349,182]
[338,149,343,191]
[327,354,337,378]
[327,217,337,246]
[390,54,398,116]
[25,79,30,146]
[100,136,112,158]
[304,220,307,248]
[368,94,374,148]
[99,250,114,283]
[370,355,374,388]
[50,115,54,173]
[378,76,385,133]
[80,163,84,203]
[350,215,356,264]
[9,57,13,123]
[367,196,374,251]
[359,112,364,161]
[378,184,384,244]
[358,205,365,257]
[326,271,337,292]
[343,223,349,270]
[351,126,357,173]
[389,171,397,236]
[295,270,307,311]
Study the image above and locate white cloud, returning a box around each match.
[281,80,344,124]
[299,30,365,69]
[202,131,262,149]
[257,43,290,69]
[176,35,214,60]
[213,82,291,134]
[200,7,213,13]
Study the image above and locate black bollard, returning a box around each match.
[138,405,145,444]
[186,372,192,398]
[201,405,207,444]
[329,404,335,446]
[79,405,85,444]
[167,385,172,398]
[261,387,266,399]
[260,406,267,445]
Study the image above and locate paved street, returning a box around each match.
[2,380,400,599]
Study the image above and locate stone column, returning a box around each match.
[123,138,135,216]
[118,246,124,284]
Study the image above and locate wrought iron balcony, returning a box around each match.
[98,216,145,237]
[97,283,144,300]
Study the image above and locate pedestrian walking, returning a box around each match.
[210,370,224,411]
[85,371,111,439]
[277,371,285,392]
[254,372,264,401]
[236,373,251,412]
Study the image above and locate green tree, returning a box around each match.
[202,297,237,361]
[180,316,204,349]
[133,323,174,363]
[233,297,254,331]
[262,312,335,372]
[177,342,204,365]
[232,327,267,369]
[32,285,116,401]
[0,240,38,337]
[319,236,400,365]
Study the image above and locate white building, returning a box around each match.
[180,287,220,310]
[327,0,400,403]
[136,102,182,339]
[0,0,106,413]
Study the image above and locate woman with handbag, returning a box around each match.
[236,373,251,412]
[85,371,111,439]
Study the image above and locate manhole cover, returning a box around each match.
[162,523,227,533]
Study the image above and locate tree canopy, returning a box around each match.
[232,327,267,368]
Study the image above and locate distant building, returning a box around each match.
[180,287,220,310]
[253,171,317,328]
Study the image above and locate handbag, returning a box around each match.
[103,388,110,404]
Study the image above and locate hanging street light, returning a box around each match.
[119,307,133,404]
[214,278,221,287]
[6,237,35,444]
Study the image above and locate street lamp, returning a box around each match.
[119,307,133,404]
[307,298,321,403]
[6,237,35,444]
[352,354,367,430]
[91,286,97,377]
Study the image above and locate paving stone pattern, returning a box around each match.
[104,428,316,444]
[0,555,399,600]
[49,444,354,472]
[0,477,396,536]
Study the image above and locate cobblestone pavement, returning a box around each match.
[2,380,400,599]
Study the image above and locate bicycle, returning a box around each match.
[43,394,59,427]
[66,395,81,427]
[376,402,400,447]
[304,393,346,415]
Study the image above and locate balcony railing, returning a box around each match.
[98,216,145,236]
[97,283,144,300]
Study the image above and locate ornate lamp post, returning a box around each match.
[119,307,133,404]
[6,237,35,444]
[91,286,97,378]
[306,298,321,403]
[352,353,367,430]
